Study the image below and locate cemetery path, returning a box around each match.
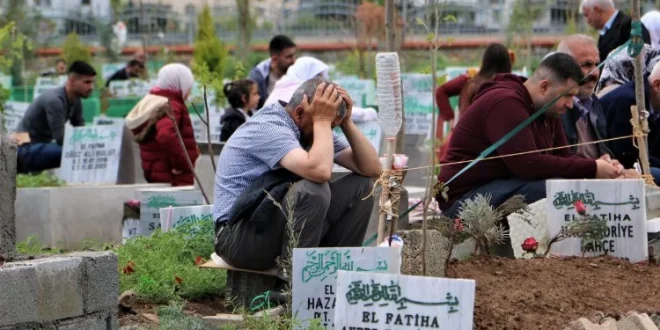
[450,256,660,329]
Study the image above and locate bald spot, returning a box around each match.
[651,61,660,81]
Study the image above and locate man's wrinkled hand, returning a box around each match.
[336,87,353,126]
[310,83,342,124]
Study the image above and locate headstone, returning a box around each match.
[136,187,204,238]
[0,75,12,89]
[335,79,377,107]
[108,80,151,98]
[33,76,67,99]
[1,101,29,134]
[0,136,17,258]
[56,124,124,184]
[508,199,551,258]
[400,74,434,137]
[546,179,648,262]
[93,115,124,126]
[333,120,382,154]
[292,247,402,329]
[158,204,213,232]
[334,271,475,330]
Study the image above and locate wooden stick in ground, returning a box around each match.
[165,99,210,204]
[631,106,653,184]
[387,169,402,246]
[378,137,396,245]
[630,0,653,183]
[203,85,216,173]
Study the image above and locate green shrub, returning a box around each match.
[16,172,65,188]
[115,221,226,304]
[192,4,228,106]
[61,32,92,65]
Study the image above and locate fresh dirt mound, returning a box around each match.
[449,256,660,330]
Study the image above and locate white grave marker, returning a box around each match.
[158,204,213,232]
[93,116,125,126]
[2,101,29,133]
[137,188,204,237]
[108,80,151,98]
[546,179,647,262]
[56,124,124,184]
[190,112,222,143]
[334,271,475,330]
[34,76,67,99]
[292,247,402,329]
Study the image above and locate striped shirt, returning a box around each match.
[213,102,349,223]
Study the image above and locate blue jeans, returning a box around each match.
[651,167,660,185]
[17,143,62,174]
[442,178,547,219]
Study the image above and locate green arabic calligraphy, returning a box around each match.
[69,127,118,144]
[301,250,388,283]
[146,195,178,209]
[346,280,459,313]
[173,213,213,228]
[552,190,640,211]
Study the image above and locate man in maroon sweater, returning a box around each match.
[437,53,622,218]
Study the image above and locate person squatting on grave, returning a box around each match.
[435,43,513,161]
[12,61,96,174]
[105,59,145,87]
[556,35,640,180]
[125,63,199,186]
[213,78,382,281]
[220,79,260,142]
[249,35,297,109]
[437,53,623,220]
[599,60,660,184]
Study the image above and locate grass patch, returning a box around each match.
[116,221,226,304]
[16,235,63,255]
[16,172,65,188]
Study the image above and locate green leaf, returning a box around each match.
[444,15,457,22]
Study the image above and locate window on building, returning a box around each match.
[82,0,91,5]
[492,9,500,23]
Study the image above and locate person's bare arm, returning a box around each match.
[279,83,342,183]
[334,88,382,177]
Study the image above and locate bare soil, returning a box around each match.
[449,256,660,329]
[120,256,660,329]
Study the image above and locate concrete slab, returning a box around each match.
[16,183,168,248]
[0,264,38,326]
[33,257,85,322]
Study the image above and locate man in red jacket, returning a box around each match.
[437,53,622,219]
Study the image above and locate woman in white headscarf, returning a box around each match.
[126,63,199,186]
[642,11,660,50]
[262,56,329,108]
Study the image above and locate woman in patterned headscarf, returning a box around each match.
[596,44,660,97]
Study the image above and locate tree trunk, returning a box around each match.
[237,0,251,60]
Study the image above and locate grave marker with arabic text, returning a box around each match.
[292,247,401,329]
[134,188,204,239]
[158,205,213,233]
[546,179,648,262]
[56,125,124,184]
[334,271,475,330]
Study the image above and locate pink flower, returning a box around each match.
[453,218,464,232]
[574,200,587,216]
[521,237,538,253]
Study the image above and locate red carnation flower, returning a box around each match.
[521,237,539,253]
[574,200,587,216]
[453,218,464,232]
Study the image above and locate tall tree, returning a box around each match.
[62,32,93,65]
[0,0,37,86]
[506,0,544,70]
[236,0,252,61]
[192,4,228,106]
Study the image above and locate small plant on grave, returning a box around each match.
[455,194,529,255]
[542,200,609,257]
[115,221,226,304]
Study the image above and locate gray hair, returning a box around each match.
[580,0,614,12]
[557,34,598,56]
[287,76,347,121]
